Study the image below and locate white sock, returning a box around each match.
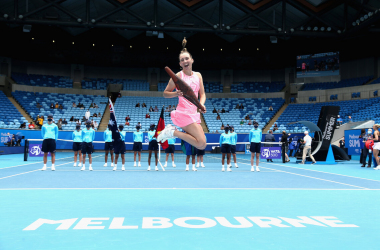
[51,164,55,167]
[134,161,136,165]
[122,164,125,168]
[192,164,195,169]
[172,161,175,165]
[83,164,86,168]
[165,161,167,165]
[114,164,117,168]
[89,164,92,168]
[186,164,189,168]
[43,164,47,167]
[222,164,225,168]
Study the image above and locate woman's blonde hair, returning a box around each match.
[179,37,192,60]
[374,124,380,129]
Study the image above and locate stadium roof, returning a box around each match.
[1,0,380,42]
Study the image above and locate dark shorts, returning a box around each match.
[104,142,114,151]
[197,149,205,156]
[250,142,261,153]
[148,140,158,151]
[230,145,236,154]
[72,142,82,152]
[114,140,126,155]
[184,141,196,156]
[42,139,56,153]
[133,142,142,152]
[165,144,175,154]
[81,142,93,154]
[221,144,231,154]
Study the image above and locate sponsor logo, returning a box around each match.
[30,145,41,156]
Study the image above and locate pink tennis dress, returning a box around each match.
[171,71,201,128]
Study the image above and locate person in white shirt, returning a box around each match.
[299,131,316,164]
[93,120,98,130]
[85,110,91,120]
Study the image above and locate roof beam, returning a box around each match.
[22,0,66,19]
[94,0,143,23]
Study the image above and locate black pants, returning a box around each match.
[289,149,294,157]
[361,147,372,167]
[282,145,286,163]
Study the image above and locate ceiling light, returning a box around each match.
[327,27,331,31]
[77,18,82,23]
[278,28,282,32]
[320,27,325,31]
[290,28,294,32]
[300,26,304,31]
[307,27,311,31]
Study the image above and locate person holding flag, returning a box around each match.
[133,124,143,167]
[107,97,122,170]
[41,114,59,171]
[113,125,126,171]
[81,120,95,171]
[148,124,158,171]
[103,125,114,167]
[72,124,82,167]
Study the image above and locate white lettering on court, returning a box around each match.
[109,217,138,229]
[174,217,217,228]
[23,218,78,231]
[248,217,290,228]
[142,217,173,229]
[214,217,253,228]
[311,216,359,227]
[73,218,109,230]
[279,216,327,227]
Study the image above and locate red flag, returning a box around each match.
[154,106,169,150]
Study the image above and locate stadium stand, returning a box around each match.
[158,81,223,93]
[271,97,380,133]
[231,81,285,93]
[204,98,285,133]
[371,76,380,85]
[114,96,178,132]
[0,91,26,129]
[82,78,149,91]
[301,76,373,91]
[12,73,73,88]
[12,91,107,130]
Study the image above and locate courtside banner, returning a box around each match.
[29,144,50,157]
[260,147,281,159]
[345,129,362,155]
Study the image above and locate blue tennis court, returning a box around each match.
[0,152,379,250]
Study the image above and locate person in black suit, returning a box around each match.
[265,130,275,162]
[281,131,290,163]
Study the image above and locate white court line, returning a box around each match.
[51,170,279,172]
[237,158,380,183]
[0,155,76,170]
[208,156,369,189]
[0,155,102,181]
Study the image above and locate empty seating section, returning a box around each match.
[158,81,223,93]
[302,76,373,91]
[12,91,107,130]
[231,81,285,93]
[82,78,149,91]
[0,91,26,129]
[204,98,284,133]
[273,97,380,133]
[371,77,380,84]
[12,73,73,88]
[204,82,223,93]
[114,96,177,132]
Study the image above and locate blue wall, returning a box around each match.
[0,129,304,152]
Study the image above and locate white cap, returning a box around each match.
[368,128,373,133]
[304,131,309,134]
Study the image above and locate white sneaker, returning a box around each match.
[51,165,55,171]
[196,163,199,168]
[164,162,167,167]
[192,167,197,171]
[78,163,82,167]
[73,162,77,167]
[103,163,107,167]
[155,166,159,171]
[256,166,260,172]
[42,165,46,171]
[201,163,205,168]
[147,166,151,171]
[228,165,232,168]
[227,167,232,172]
[111,163,114,167]
[122,166,125,171]
[89,166,93,171]
[186,166,189,171]
[81,166,85,171]
[113,166,117,171]
[235,164,239,168]
[134,162,137,167]
[251,166,255,172]
[374,167,380,170]
[157,124,176,143]
[138,162,141,167]
[222,167,225,172]
[172,163,176,168]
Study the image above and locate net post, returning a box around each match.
[24,139,29,161]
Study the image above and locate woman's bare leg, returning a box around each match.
[174,123,206,150]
